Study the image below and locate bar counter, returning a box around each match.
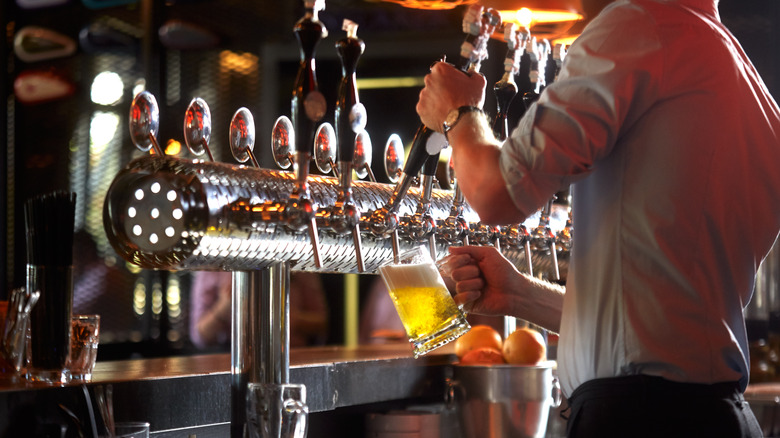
[0,344,457,437]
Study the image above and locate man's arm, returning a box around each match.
[446,111,524,225]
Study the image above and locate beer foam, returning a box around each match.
[379,262,445,290]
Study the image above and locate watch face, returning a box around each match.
[445,108,460,129]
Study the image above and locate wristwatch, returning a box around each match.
[442,105,483,141]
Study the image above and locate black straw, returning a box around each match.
[24,191,77,266]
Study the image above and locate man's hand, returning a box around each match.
[439,245,565,333]
[416,61,487,133]
[439,245,521,316]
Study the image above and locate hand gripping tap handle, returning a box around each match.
[335,19,367,272]
[291,0,328,268]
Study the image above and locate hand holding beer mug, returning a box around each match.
[378,246,471,357]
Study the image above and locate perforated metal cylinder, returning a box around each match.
[103,156,537,273]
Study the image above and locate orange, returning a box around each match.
[460,347,506,365]
[502,328,546,365]
[454,324,503,359]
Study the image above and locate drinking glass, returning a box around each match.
[68,314,100,381]
[378,246,471,357]
[107,422,150,438]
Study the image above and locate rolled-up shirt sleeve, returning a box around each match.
[499,3,662,216]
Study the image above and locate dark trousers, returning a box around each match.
[565,375,763,438]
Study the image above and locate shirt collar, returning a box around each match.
[666,0,719,19]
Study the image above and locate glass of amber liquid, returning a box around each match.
[378,246,471,358]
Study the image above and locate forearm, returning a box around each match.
[511,274,565,334]
[449,111,524,225]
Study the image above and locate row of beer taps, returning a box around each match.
[126,0,573,281]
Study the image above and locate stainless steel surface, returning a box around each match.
[450,362,561,438]
[230,264,296,437]
[230,265,293,437]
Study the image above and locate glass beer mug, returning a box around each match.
[378,246,471,357]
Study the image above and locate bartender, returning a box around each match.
[418,0,780,436]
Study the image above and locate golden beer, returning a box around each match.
[379,247,471,357]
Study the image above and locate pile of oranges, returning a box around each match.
[455,325,547,366]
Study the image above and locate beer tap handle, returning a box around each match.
[291,0,328,268]
[335,19,366,169]
[335,18,367,272]
[492,24,529,141]
[402,124,437,184]
[552,43,567,83]
[292,0,327,170]
[421,152,440,259]
[522,36,543,110]
[459,5,502,73]
[421,152,440,193]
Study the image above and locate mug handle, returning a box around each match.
[551,376,562,408]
